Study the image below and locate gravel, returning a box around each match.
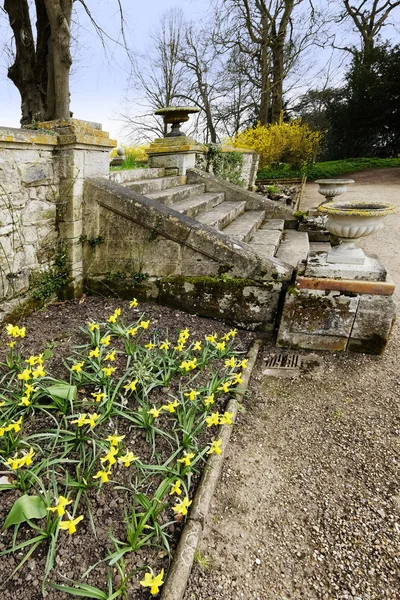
[184,169,400,600]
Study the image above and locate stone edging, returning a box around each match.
[160,338,263,600]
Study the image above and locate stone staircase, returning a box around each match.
[111,167,310,269]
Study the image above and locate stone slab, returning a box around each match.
[305,251,387,281]
[309,242,331,253]
[348,294,397,355]
[277,331,348,352]
[278,289,359,337]
[275,230,310,267]
[261,219,285,231]
[296,276,395,296]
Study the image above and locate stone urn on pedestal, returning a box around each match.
[315,179,355,204]
[318,201,397,264]
[155,106,200,138]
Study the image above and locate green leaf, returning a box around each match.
[3,495,47,530]
[50,583,108,599]
[45,383,77,401]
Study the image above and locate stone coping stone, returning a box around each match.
[296,275,395,296]
[305,251,387,281]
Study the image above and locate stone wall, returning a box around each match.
[0,127,59,320]
[0,120,115,321]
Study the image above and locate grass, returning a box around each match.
[257,157,400,181]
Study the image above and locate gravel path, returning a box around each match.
[184,169,400,600]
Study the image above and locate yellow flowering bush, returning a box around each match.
[232,117,322,168]
[110,144,149,162]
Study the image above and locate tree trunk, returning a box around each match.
[4,0,46,124]
[259,42,270,125]
[271,42,284,123]
[44,0,73,120]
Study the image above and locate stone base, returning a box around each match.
[276,285,396,355]
[147,136,205,175]
[326,243,366,265]
[306,250,387,281]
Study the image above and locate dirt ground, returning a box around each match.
[184,169,400,600]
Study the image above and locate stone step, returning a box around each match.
[197,201,246,230]
[261,219,285,231]
[172,192,225,218]
[109,168,164,185]
[146,184,206,206]
[124,175,183,195]
[222,210,265,243]
[275,230,310,267]
[249,228,283,259]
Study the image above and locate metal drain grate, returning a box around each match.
[263,352,301,378]
[264,353,301,368]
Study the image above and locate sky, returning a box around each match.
[0,0,208,142]
[0,1,398,144]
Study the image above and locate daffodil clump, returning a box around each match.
[0,299,248,597]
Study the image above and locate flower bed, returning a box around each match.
[0,299,253,599]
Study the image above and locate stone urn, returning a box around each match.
[155,106,200,138]
[315,179,355,204]
[318,201,397,264]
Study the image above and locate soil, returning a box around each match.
[184,169,400,600]
[0,298,254,599]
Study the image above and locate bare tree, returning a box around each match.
[341,0,400,56]
[2,0,128,125]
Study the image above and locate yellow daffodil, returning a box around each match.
[205,412,220,427]
[93,469,111,483]
[32,365,46,378]
[104,350,116,362]
[71,362,84,373]
[9,417,23,433]
[106,433,125,446]
[140,320,150,329]
[100,335,111,346]
[205,333,217,343]
[18,369,32,381]
[24,384,37,396]
[180,328,190,338]
[59,514,84,534]
[25,355,37,366]
[124,379,138,392]
[0,401,5,408]
[18,396,31,407]
[159,340,170,351]
[102,366,116,377]
[169,480,182,496]
[239,359,248,369]
[184,390,199,402]
[174,344,184,352]
[84,413,100,428]
[6,324,26,338]
[224,356,236,368]
[7,341,16,348]
[207,439,223,455]
[118,451,138,467]
[6,447,35,470]
[172,496,192,516]
[149,407,161,419]
[228,328,237,338]
[219,411,234,425]
[145,342,154,350]
[71,414,88,427]
[89,347,100,358]
[204,393,215,407]
[47,495,72,517]
[217,381,231,393]
[179,359,197,372]
[177,452,195,467]
[88,322,99,331]
[91,391,106,403]
[216,341,226,351]
[127,327,138,336]
[107,315,117,324]
[100,446,118,467]
[162,400,179,413]
[129,298,138,308]
[140,569,164,596]
[192,341,202,351]
[231,373,243,385]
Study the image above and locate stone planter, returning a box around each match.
[318,201,397,264]
[155,106,200,137]
[315,179,355,204]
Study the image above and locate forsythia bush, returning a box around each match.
[232,117,322,169]
[110,145,149,162]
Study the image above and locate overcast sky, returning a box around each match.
[0,0,207,141]
[0,0,398,143]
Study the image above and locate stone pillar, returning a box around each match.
[147,136,205,176]
[33,119,116,297]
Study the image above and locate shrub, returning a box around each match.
[233,117,321,169]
